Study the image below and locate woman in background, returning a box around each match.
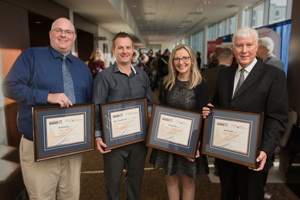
[88,48,106,78]
[150,44,209,200]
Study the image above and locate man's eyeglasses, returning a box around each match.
[173,56,190,63]
[52,28,75,36]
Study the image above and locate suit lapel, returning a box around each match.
[228,65,237,101]
[233,60,264,99]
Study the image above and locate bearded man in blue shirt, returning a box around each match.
[2,18,93,200]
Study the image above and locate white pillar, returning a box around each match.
[263,0,270,26]
[237,6,245,29]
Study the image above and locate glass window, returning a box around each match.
[252,3,264,28]
[218,22,223,37]
[244,9,250,27]
[207,25,216,41]
[269,0,287,24]
[229,15,236,34]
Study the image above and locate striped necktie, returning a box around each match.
[234,68,245,96]
[61,56,76,104]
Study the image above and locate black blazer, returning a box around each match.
[212,59,289,169]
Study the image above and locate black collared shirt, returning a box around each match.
[93,62,154,137]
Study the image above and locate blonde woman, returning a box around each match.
[150,44,209,200]
[88,48,106,78]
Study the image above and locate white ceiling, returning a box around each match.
[54,0,262,46]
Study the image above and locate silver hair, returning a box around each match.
[232,27,258,43]
[258,37,274,53]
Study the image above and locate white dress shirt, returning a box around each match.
[232,58,257,97]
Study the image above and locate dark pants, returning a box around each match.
[103,142,148,200]
[216,158,268,200]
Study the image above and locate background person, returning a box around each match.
[202,27,288,200]
[88,48,106,79]
[196,51,201,71]
[2,18,93,200]
[202,47,233,102]
[157,48,171,102]
[256,37,284,71]
[150,44,209,200]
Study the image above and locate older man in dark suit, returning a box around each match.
[203,27,288,200]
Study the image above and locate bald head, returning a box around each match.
[51,18,75,32]
[49,18,76,56]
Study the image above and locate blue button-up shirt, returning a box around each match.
[2,46,93,140]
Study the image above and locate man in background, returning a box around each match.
[2,18,93,199]
[257,37,284,71]
[202,47,233,102]
[157,48,171,102]
[196,51,202,71]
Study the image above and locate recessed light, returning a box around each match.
[133,5,136,7]
[162,5,166,7]
[204,1,207,3]
[36,21,41,24]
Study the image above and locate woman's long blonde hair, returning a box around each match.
[163,44,202,91]
[90,48,103,60]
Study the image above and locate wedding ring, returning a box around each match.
[62,99,65,102]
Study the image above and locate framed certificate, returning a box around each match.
[101,98,148,150]
[33,103,95,162]
[146,104,202,158]
[202,108,264,168]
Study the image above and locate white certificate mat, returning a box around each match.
[212,118,250,154]
[156,114,192,146]
[110,107,141,138]
[46,114,84,148]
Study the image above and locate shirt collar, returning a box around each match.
[237,58,257,73]
[113,62,137,74]
[263,56,272,63]
[49,46,73,62]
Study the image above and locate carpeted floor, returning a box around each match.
[80,90,300,200]
[80,149,300,200]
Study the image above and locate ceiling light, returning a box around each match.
[133,5,136,7]
[208,1,211,3]
[204,1,207,3]
[36,21,41,24]
[162,5,166,7]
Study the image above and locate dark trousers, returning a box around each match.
[216,158,268,200]
[103,142,148,200]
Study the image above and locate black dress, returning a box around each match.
[149,79,209,179]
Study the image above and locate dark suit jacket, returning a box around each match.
[212,59,289,170]
[202,65,225,102]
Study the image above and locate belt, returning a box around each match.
[23,135,33,141]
